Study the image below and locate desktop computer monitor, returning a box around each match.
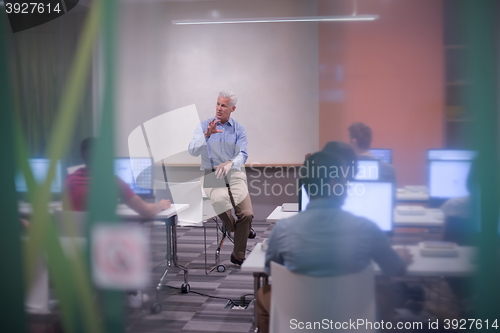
[299,181,393,232]
[369,149,392,164]
[427,149,476,161]
[15,159,62,193]
[427,149,476,200]
[355,160,379,180]
[428,160,472,199]
[115,158,154,197]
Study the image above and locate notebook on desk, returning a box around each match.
[203,169,231,188]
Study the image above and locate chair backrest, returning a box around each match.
[270,262,376,333]
[127,105,201,167]
[155,180,203,226]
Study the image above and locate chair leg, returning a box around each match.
[170,216,189,292]
[205,217,227,274]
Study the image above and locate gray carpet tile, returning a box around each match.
[126,220,461,333]
[127,221,265,332]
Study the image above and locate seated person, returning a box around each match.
[256,150,412,333]
[440,163,477,311]
[322,140,358,174]
[441,196,473,245]
[305,141,358,166]
[441,162,477,246]
[64,138,171,217]
[188,91,254,266]
[348,122,396,183]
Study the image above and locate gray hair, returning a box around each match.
[219,90,238,107]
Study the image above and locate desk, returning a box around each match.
[25,204,189,315]
[244,243,475,277]
[116,204,192,309]
[394,206,444,228]
[267,204,445,228]
[18,202,189,219]
[116,203,188,220]
[241,243,268,332]
[242,242,475,331]
[266,205,298,222]
[18,201,62,215]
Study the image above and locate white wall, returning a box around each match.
[117,0,319,164]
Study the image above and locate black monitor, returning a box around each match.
[369,148,392,164]
[427,149,476,200]
[299,181,393,232]
[115,158,154,198]
[15,159,62,193]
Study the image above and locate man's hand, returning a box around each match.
[155,199,171,211]
[215,160,233,179]
[394,247,413,267]
[204,119,222,138]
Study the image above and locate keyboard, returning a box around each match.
[396,205,426,216]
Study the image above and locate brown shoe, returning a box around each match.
[230,253,245,266]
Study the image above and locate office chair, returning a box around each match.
[270,262,376,333]
[156,180,228,274]
[26,210,87,315]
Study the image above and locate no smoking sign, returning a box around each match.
[92,224,150,289]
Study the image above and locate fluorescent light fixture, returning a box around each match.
[172,15,379,25]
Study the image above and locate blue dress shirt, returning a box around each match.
[265,198,404,277]
[188,117,248,171]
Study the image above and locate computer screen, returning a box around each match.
[299,183,310,212]
[15,159,62,193]
[427,149,476,200]
[369,148,392,164]
[427,149,476,161]
[355,160,379,180]
[429,161,471,199]
[300,182,393,232]
[115,158,154,197]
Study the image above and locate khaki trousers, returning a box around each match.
[204,170,253,259]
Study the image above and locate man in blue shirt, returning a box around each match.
[188,91,254,266]
[257,150,411,333]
